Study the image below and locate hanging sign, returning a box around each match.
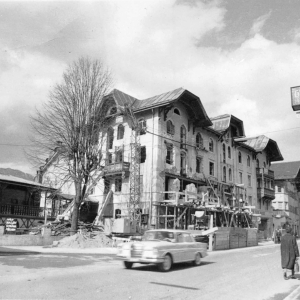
[291,86,300,111]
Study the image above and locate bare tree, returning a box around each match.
[29,57,113,233]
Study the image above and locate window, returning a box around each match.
[248,175,252,187]
[229,168,232,181]
[115,178,122,192]
[166,143,173,164]
[278,186,282,192]
[174,108,180,115]
[115,149,123,163]
[209,138,214,152]
[138,119,146,135]
[263,162,266,168]
[209,162,214,176]
[117,124,124,140]
[166,120,175,135]
[248,196,252,206]
[196,157,202,173]
[108,152,113,164]
[223,166,226,182]
[107,127,114,149]
[180,152,186,175]
[239,172,243,184]
[228,146,231,159]
[222,144,226,163]
[140,146,146,163]
[104,179,111,194]
[196,133,203,148]
[247,155,251,167]
[238,151,242,163]
[180,125,187,149]
[256,159,259,168]
[115,209,121,219]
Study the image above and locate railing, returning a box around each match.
[0,204,64,218]
[0,204,44,217]
[257,187,275,200]
[103,162,130,175]
[256,168,274,178]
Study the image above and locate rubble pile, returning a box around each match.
[57,231,113,248]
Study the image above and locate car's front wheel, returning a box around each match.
[124,261,133,269]
[193,252,201,266]
[158,254,172,272]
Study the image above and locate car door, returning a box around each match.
[180,233,195,261]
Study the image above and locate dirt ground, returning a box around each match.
[57,232,113,248]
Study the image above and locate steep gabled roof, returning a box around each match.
[235,135,284,162]
[106,89,138,107]
[209,114,245,136]
[271,161,300,180]
[106,87,212,127]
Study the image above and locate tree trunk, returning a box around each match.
[71,182,82,235]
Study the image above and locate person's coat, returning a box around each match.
[281,232,299,269]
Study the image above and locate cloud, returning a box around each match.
[249,11,272,36]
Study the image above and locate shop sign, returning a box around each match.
[291,86,300,111]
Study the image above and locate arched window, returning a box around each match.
[256,159,259,168]
[228,146,231,159]
[107,127,114,149]
[166,120,175,135]
[222,144,226,162]
[223,166,226,182]
[174,108,180,115]
[138,119,146,135]
[196,133,203,148]
[247,155,251,167]
[166,143,174,164]
[180,125,187,149]
[238,151,242,163]
[229,168,232,181]
[180,151,186,175]
[196,157,202,173]
[209,138,214,152]
[115,209,121,219]
[117,124,124,140]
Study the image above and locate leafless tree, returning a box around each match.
[29,57,113,233]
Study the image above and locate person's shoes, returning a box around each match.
[284,273,289,280]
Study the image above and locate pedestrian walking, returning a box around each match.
[276,227,281,244]
[281,224,300,280]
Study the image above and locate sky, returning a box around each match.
[1,0,300,176]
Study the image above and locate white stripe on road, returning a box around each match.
[284,285,300,300]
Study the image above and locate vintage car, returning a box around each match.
[116,229,208,272]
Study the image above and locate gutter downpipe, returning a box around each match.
[149,108,154,229]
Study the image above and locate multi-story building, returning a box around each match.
[39,87,283,239]
[271,161,300,236]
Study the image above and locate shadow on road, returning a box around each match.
[126,260,215,273]
[150,281,199,290]
[0,247,41,256]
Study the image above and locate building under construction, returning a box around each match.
[39,87,284,242]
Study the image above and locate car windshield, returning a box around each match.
[143,231,175,241]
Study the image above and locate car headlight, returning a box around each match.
[143,248,159,259]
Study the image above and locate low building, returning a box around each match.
[271,161,300,236]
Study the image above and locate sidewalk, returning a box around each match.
[0,240,282,255]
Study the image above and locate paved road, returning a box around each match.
[0,243,300,300]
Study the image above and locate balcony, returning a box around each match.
[257,187,275,201]
[256,168,274,179]
[103,162,130,176]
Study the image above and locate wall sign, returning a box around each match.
[5,218,18,233]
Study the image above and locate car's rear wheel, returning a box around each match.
[158,254,172,272]
[124,261,133,269]
[193,252,201,266]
